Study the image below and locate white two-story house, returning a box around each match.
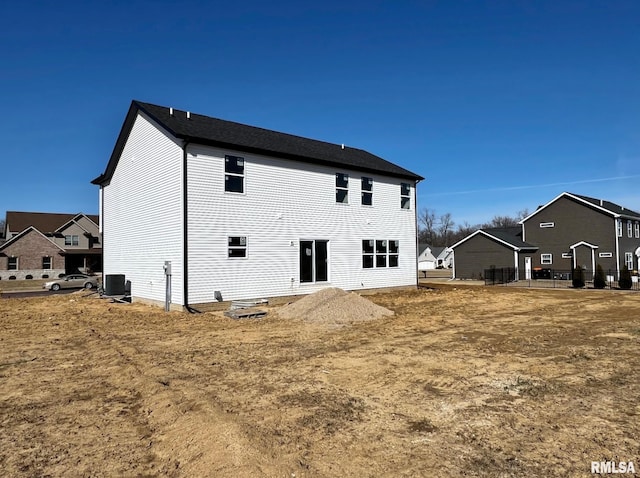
[92,101,424,309]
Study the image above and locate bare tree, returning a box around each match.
[418,208,437,244]
[438,213,455,246]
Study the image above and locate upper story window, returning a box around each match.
[617,219,623,237]
[635,222,639,238]
[65,235,79,246]
[42,256,52,269]
[361,177,373,206]
[539,222,555,228]
[400,183,411,209]
[228,236,247,258]
[541,253,552,265]
[336,173,349,204]
[8,257,18,270]
[225,155,244,193]
[627,221,633,238]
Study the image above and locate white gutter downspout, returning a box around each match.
[615,217,621,278]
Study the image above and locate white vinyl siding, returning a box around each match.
[186,144,417,303]
[102,112,184,305]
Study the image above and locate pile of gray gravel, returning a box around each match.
[278,287,394,327]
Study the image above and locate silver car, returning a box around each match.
[43,274,99,291]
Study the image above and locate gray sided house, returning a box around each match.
[521,192,640,277]
[92,100,424,309]
[451,227,538,280]
[452,192,640,281]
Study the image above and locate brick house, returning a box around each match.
[0,212,102,280]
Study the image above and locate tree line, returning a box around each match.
[418,208,529,247]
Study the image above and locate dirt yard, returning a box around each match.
[1,284,639,477]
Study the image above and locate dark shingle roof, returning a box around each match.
[452,226,538,250]
[93,101,424,185]
[5,212,98,234]
[482,226,537,249]
[570,193,640,219]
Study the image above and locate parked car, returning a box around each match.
[43,274,99,291]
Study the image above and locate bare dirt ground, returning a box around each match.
[1,284,639,477]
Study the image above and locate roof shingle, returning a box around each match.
[93,100,424,185]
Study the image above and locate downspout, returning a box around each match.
[614,217,620,278]
[414,178,422,288]
[182,139,200,313]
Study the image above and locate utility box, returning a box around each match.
[104,274,126,295]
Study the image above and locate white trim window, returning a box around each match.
[541,253,552,265]
[617,219,623,237]
[64,235,79,246]
[336,173,349,204]
[42,256,52,269]
[400,183,411,209]
[361,177,373,206]
[228,236,247,258]
[224,155,245,193]
[599,252,613,258]
[625,252,633,270]
[8,257,18,270]
[539,222,555,228]
[628,221,633,238]
[635,222,640,238]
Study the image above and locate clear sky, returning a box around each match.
[1,0,638,227]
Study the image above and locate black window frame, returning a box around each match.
[42,256,52,270]
[361,177,373,206]
[8,257,18,270]
[228,236,247,258]
[225,155,245,193]
[336,173,349,204]
[362,239,399,268]
[400,183,411,209]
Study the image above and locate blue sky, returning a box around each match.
[1,0,638,227]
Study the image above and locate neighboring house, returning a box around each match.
[0,212,102,280]
[92,100,424,308]
[418,244,439,273]
[520,192,640,278]
[436,247,454,269]
[452,192,640,280]
[451,227,538,280]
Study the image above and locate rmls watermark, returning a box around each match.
[591,461,635,474]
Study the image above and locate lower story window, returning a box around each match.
[625,252,633,270]
[42,256,52,269]
[228,236,247,258]
[541,253,552,265]
[363,239,399,268]
[8,257,18,270]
